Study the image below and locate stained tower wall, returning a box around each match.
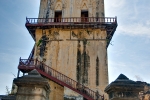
[35,0,108,99]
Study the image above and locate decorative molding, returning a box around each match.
[55,0,62,10]
[63,0,68,9]
[75,0,80,8]
[80,0,88,10]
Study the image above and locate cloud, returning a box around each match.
[0,47,31,66]
[135,75,144,82]
[146,20,150,25]
[118,23,150,37]
[0,73,14,95]
[105,0,150,38]
[110,0,126,8]
[105,0,126,16]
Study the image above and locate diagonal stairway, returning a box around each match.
[18,59,104,100]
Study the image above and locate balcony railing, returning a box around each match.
[26,17,117,24]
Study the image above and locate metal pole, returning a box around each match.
[17,70,20,78]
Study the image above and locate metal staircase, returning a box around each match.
[18,59,104,100]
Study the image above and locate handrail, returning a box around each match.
[27,44,35,60]
[18,59,104,100]
[26,17,117,24]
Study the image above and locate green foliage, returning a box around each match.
[37,39,42,47]
[83,38,87,45]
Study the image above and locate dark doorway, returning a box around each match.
[54,11,62,22]
[81,10,88,22]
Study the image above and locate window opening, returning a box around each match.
[54,11,62,22]
[81,10,88,22]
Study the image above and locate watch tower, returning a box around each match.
[17,0,117,100]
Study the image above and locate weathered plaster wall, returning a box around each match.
[16,87,47,100]
[36,0,108,99]
[49,80,64,100]
[34,28,108,97]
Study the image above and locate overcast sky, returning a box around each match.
[0,0,150,94]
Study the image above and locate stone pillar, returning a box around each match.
[13,69,50,100]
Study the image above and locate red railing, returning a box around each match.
[26,17,117,24]
[18,59,104,100]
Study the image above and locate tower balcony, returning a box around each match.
[26,17,117,47]
[26,17,117,28]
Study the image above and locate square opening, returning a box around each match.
[54,11,62,22]
[81,10,88,22]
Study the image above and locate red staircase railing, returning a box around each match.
[18,59,104,100]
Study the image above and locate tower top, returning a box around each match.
[25,0,117,47]
[116,74,129,80]
[38,0,105,18]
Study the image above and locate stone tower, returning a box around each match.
[18,0,117,99]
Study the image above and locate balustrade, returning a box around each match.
[26,17,117,24]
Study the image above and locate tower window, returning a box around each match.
[96,57,99,86]
[81,10,88,22]
[54,11,62,22]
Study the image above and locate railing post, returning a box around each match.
[26,17,29,23]
[35,59,37,68]
[19,57,21,65]
[17,69,20,78]
[19,57,21,62]
[26,17,27,23]
[115,16,117,23]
